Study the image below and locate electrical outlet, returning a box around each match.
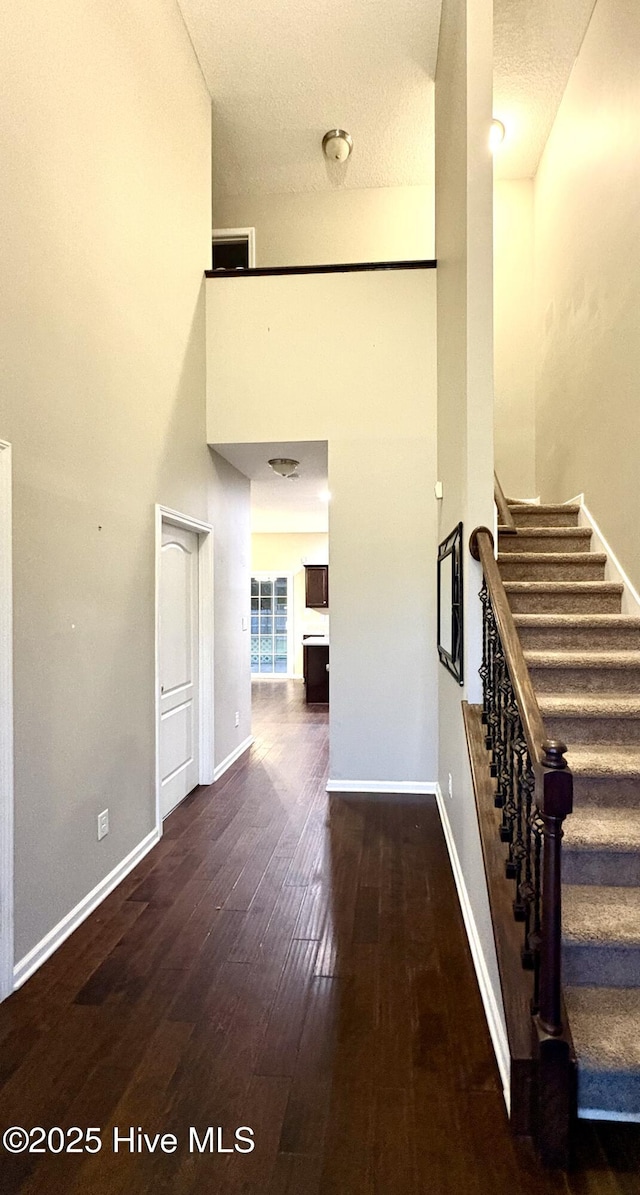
[234,711,240,728]
[448,773,453,799]
[97,809,109,840]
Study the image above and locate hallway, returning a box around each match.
[0,682,638,1193]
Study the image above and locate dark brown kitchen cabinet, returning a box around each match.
[303,643,329,704]
[304,565,329,609]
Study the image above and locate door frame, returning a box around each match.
[251,571,295,678]
[0,441,14,1000]
[155,505,214,834]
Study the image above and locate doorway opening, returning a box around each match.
[211,440,329,710]
[155,506,214,829]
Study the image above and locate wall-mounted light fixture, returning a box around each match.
[490,118,506,152]
[322,129,353,162]
[268,458,300,479]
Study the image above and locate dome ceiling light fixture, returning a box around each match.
[322,129,353,163]
[268,457,300,479]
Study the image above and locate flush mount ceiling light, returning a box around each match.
[322,129,353,163]
[268,457,300,479]
[490,118,506,152]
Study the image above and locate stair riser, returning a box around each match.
[572,776,640,808]
[517,625,640,651]
[499,559,606,582]
[508,592,622,615]
[545,715,640,746]
[499,533,592,554]
[564,849,640,888]
[563,942,640,988]
[509,509,581,528]
[530,666,640,695]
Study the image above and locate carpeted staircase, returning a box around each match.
[498,501,640,1119]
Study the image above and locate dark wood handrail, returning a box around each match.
[469,526,561,770]
[494,472,517,533]
[470,518,574,1153]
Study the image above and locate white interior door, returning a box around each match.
[159,524,199,818]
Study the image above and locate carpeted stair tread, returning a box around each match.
[539,694,640,718]
[564,807,640,853]
[514,613,640,649]
[505,581,622,594]
[567,744,640,779]
[515,615,640,629]
[513,616,640,654]
[499,531,594,555]
[563,887,640,986]
[499,554,607,583]
[507,503,581,514]
[499,553,606,564]
[564,808,640,886]
[525,650,640,669]
[507,504,582,528]
[563,884,640,947]
[501,527,591,539]
[564,986,640,1114]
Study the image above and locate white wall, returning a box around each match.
[0,0,250,965]
[435,0,506,1085]
[534,0,640,588]
[252,533,329,676]
[212,186,434,266]
[494,180,536,496]
[207,270,438,783]
[211,453,252,766]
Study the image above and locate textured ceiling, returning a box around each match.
[214,441,329,532]
[178,0,597,193]
[178,0,441,195]
[493,0,596,179]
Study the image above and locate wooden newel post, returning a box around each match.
[537,739,573,1036]
[534,738,575,1167]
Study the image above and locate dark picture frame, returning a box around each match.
[437,522,464,685]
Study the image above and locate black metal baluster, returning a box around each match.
[507,720,525,899]
[491,637,506,786]
[499,670,518,848]
[479,579,490,726]
[485,602,499,758]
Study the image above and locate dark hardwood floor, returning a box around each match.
[1,680,639,1193]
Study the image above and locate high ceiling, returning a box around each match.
[493,0,596,179]
[180,0,440,196]
[178,0,596,191]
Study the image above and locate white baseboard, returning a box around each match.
[577,498,640,617]
[325,779,439,796]
[435,784,511,1113]
[13,827,160,991]
[579,1107,640,1123]
[213,735,254,782]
